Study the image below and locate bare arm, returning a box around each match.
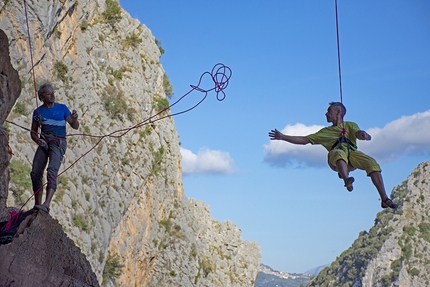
[30,122,46,147]
[66,109,80,130]
[268,129,311,145]
[355,130,371,141]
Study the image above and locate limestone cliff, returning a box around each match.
[0,28,21,222]
[0,1,260,286]
[308,161,430,287]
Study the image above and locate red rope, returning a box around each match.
[17,63,232,211]
[23,0,39,109]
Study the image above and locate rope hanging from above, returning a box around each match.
[334,0,346,136]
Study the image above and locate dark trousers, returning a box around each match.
[30,138,67,193]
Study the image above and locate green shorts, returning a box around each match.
[328,147,381,176]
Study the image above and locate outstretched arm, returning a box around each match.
[268,129,310,145]
[66,109,80,130]
[355,130,371,141]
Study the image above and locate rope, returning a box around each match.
[14,63,232,213]
[334,0,346,136]
[23,0,39,108]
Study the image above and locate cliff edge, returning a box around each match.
[0,210,99,287]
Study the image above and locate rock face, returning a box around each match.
[0,29,21,222]
[0,1,261,286]
[0,29,21,124]
[0,210,99,287]
[309,161,430,287]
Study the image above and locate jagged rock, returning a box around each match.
[0,125,10,222]
[0,29,21,124]
[0,210,99,287]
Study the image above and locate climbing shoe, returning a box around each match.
[344,177,354,192]
[381,198,398,209]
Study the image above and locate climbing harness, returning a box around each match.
[331,136,356,168]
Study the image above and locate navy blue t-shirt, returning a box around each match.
[32,103,71,137]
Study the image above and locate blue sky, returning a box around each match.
[119,0,430,273]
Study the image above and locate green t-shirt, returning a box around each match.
[306,121,360,151]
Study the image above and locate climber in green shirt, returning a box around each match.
[268,102,397,209]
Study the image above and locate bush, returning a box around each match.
[73,214,89,232]
[107,66,123,80]
[103,0,122,26]
[124,32,142,48]
[10,159,32,203]
[409,267,419,276]
[159,218,171,232]
[418,222,430,242]
[14,102,27,115]
[155,39,165,55]
[102,253,124,284]
[80,21,90,31]
[151,147,164,175]
[402,243,413,261]
[55,61,69,82]
[139,126,152,139]
[102,86,135,121]
[403,225,416,236]
[154,97,169,113]
[163,73,173,98]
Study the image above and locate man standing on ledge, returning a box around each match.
[268,102,397,209]
[30,83,79,213]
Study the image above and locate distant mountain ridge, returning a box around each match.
[304,264,329,276]
[255,264,312,287]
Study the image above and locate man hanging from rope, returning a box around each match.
[268,102,397,209]
[30,83,79,213]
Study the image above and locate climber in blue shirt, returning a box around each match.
[30,83,79,214]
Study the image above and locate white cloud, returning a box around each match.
[181,147,235,175]
[263,123,327,167]
[359,110,430,162]
[263,111,430,167]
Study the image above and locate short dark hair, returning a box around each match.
[329,102,346,117]
[37,83,54,101]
